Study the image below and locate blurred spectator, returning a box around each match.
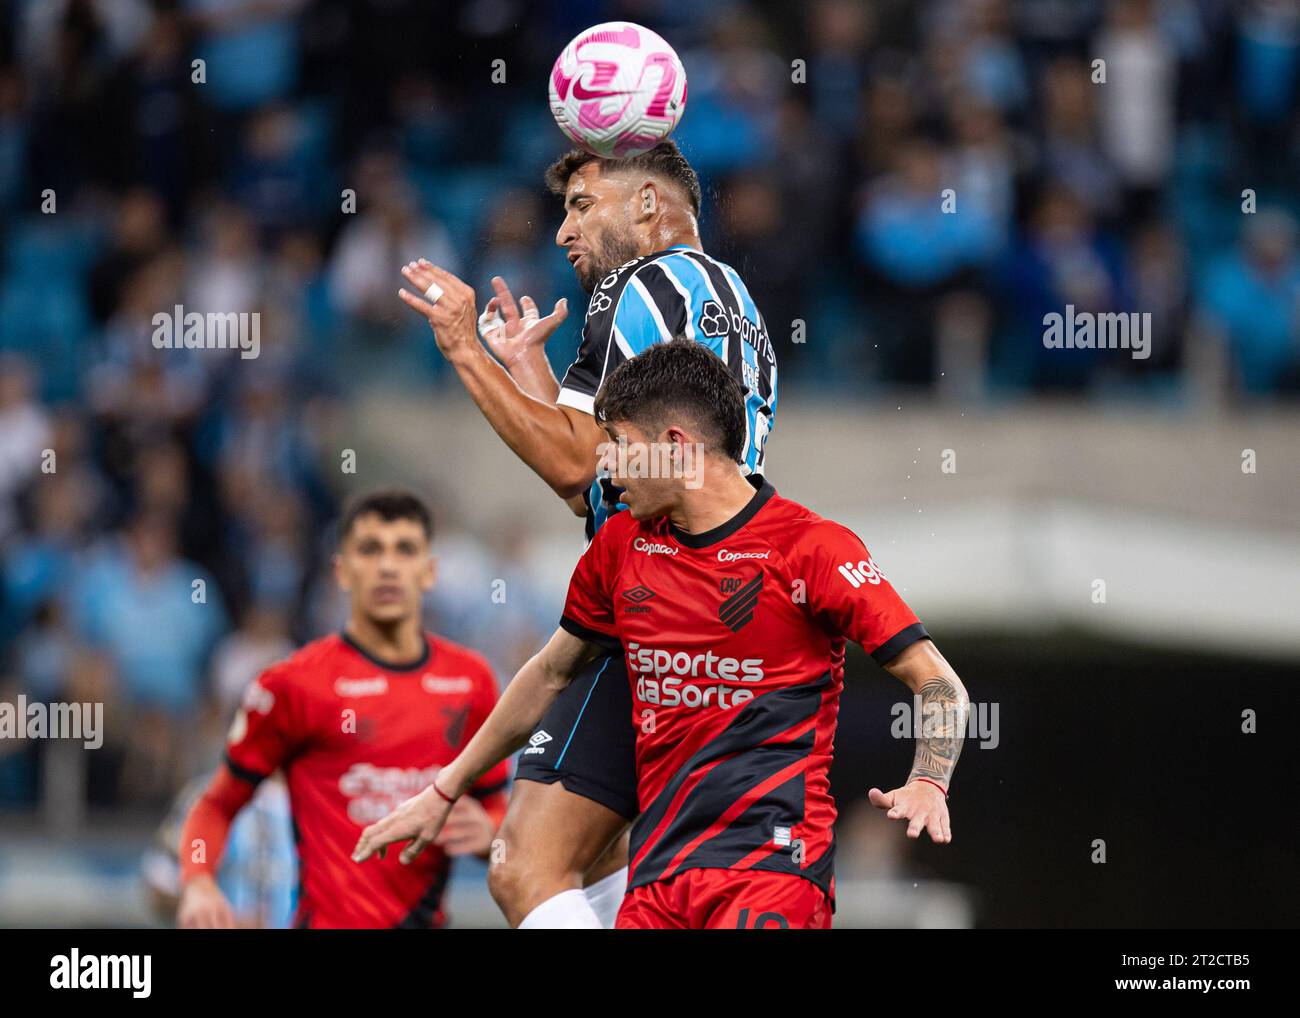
[0,356,52,542]
[1199,209,1300,395]
[718,171,800,347]
[806,0,876,141]
[674,10,782,177]
[1037,57,1121,222]
[998,183,1129,390]
[1235,0,1300,126]
[856,137,1000,383]
[209,603,293,727]
[187,201,262,318]
[948,98,1017,246]
[1094,0,1177,221]
[327,149,458,380]
[72,509,227,718]
[471,188,555,313]
[329,150,458,322]
[3,470,95,646]
[924,0,1029,114]
[1125,219,1189,377]
[231,105,319,236]
[0,66,27,213]
[100,7,212,211]
[87,188,169,325]
[186,0,308,114]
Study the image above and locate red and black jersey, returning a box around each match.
[224,632,509,928]
[561,481,927,900]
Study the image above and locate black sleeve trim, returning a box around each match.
[871,623,931,666]
[223,752,270,788]
[469,780,508,800]
[559,614,622,652]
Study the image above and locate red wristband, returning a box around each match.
[431,778,459,804]
[913,777,948,799]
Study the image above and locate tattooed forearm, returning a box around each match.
[909,675,969,789]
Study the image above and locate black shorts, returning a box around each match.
[514,651,638,821]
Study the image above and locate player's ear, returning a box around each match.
[332,551,349,592]
[422,554,437,592]
[638,181,659,219]
[664,425,688,468]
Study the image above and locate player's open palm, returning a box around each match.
[178,874,237,929]
[869,781,952,844]
[352,783,453,866]
[397,260,478,358]
[478,275,568,368]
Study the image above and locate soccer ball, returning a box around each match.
[549,21,687,159]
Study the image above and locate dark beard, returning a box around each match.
[578,226,641,293]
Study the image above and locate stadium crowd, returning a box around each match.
[1,0,1298,820]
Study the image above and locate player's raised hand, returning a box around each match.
[434,794,496,857]
[478,275,568,368]
[178,874,237,929]
[398,260,479,361]
[868,781,952,844]
[352,782,454,866]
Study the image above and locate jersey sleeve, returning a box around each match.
[464,657,511,798]
[559,519,625,651]
[557,261,688,415]
[223,662,309,784]
[800,521,929,665]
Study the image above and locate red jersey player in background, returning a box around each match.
[353,342,970,929]
[178,489,509,929]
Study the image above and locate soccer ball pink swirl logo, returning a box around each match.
[549,21,688,159]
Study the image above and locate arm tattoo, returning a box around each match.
[908,676,969,789]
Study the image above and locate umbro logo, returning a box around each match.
[623,584,655,614]
[719,573,763,632]
[524,730,552,755]
[698,299,729,338]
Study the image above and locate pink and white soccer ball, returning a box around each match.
[549,21,687,159]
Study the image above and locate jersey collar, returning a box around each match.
[340,631,432,672]
[667,478,775,549]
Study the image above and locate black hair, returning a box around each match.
[338,488,433,544]
[544,139,702,218]
[593,338,746,462]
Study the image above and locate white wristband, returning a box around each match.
[478,307,504,342]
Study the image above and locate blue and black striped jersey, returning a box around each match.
[557,244,778,537]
